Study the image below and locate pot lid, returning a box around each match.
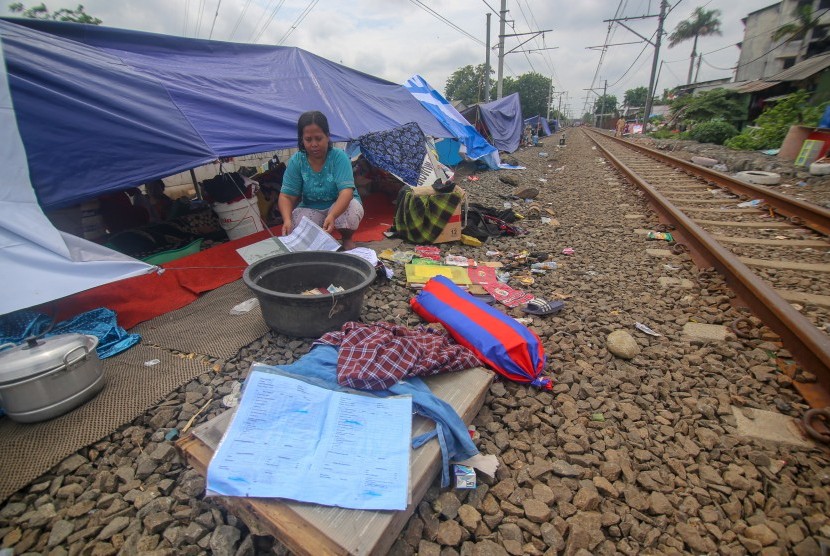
[0,334,99,384]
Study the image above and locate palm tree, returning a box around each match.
[668,7,723,85]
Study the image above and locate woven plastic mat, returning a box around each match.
[0,345,207,502]
[134,279,268,364]
[0,279,270,502]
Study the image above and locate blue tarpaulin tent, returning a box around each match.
[461,93,523,153]
[403,75,501,169]
[1,18,453,210]
[0,19,460,315]
[524,115,553,136]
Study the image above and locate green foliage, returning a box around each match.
[445,64,493,106]
[8,2,102,24]
[624,87,648,107]
[670,89,743,124]
[648,128,677,139]
[688,120,739,145]
[593,94,617,115]
[502,72,551,118]
[668,7,722,48]
[725,91,828,150]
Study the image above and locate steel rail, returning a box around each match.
[600,133,830,236]
[585,129,830,408]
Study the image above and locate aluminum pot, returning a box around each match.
[0,334,105,423]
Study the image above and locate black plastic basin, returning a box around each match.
[243,251,375,338]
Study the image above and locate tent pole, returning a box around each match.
[190,169,202,200]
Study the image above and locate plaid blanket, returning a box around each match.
[392,188,462,243]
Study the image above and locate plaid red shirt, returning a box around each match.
[315,322,482,390]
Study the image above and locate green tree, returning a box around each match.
[668,7,722,85]
[445,64,493,106]
[501,72,551,118]
[592,94,617,115]
[624,87,648,108]
[669,88,743,125]
[8,2,101,23]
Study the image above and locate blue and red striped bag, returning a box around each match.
[410,276,551,389]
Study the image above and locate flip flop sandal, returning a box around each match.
[522,299,565,316]
[526,204,542,218]
[515,274,535,286]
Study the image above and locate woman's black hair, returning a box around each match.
[297,110,333,152]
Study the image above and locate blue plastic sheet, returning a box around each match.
[0,19,453,209]
[0,308,139,359]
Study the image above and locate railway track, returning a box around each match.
[584,128,830,411]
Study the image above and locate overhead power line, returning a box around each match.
[278,0,320,45]
[250,0,286,43]
[208,0,222,40]
[228,0,253,40]
[409,0,485,46]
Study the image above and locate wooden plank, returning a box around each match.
[177,367,494,556]
[740,257,830,272]
[712,234,829,247]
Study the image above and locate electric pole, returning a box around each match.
[643,0,667,131]
[547,82,553,120]
[485,13,492,102]
[496,0,506,98]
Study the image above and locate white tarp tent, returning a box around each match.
[0,38,154,316]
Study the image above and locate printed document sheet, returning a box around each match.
[206,369,413,510]
[236,217,340,265]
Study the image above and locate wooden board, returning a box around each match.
[177,367,494,556]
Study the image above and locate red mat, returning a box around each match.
[47,194,395,329]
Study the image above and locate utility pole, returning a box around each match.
[643,0,667,132]
[547,82,553,120]
[694,53,702,83]
[494,1,555,99]
[600,79,607,128]
[484,13,492,102]
[496,0,507,99]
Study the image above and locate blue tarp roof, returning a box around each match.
[1,19,453,209]
[524,115,553,136]
[462,93,523,153]
[403,75,500,169]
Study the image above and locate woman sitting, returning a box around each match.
[278,111,364,251]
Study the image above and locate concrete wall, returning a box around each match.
[737,3,784,82]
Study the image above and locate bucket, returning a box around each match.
[243,252,376,338]
[212,196,265,240]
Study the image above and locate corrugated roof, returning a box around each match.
[736,80,780,93]
[767,53,830,82]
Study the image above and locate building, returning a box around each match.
[736,0,830,82]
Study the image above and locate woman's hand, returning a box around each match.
[322,214,336,233]
[277,192,298,236]
[282,217,293,236]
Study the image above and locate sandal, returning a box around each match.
[521,299,565,316]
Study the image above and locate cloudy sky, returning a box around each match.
[1,0,776,117]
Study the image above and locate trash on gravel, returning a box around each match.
[737,199,764,208]
[144,359,161,367]
[230,297,259,315]
[635,322,662,337]
[562,247,575,255]
[647,231,674,241]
